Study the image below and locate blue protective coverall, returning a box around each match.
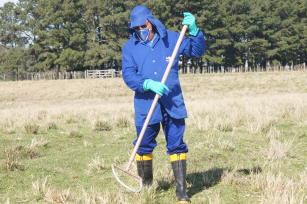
[122,7,206,154]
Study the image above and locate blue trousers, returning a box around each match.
[133,105,188,155]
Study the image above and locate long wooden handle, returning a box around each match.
[125,25,189,170]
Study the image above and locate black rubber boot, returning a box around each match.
[171,160,191,203]
[137,160,153,186]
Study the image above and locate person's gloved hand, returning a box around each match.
[182,12,199,36]
[143,79,169,96]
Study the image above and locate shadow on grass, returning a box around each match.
[156,166,262,197]
[156,178,174,192]
[237,166,262,175]
[187,167,225,197]
[155,168,225,193]
[186,166,262,197]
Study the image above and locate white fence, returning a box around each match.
[0,64,306,81]
[0,69,122,81]
[85,69,121,78]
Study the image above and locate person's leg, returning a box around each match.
[135,153,153,186]
[161,108,188,154]
[163,117,188,155]
[162,111,190,203]
[134,123,160,186]
[170,153,190,203]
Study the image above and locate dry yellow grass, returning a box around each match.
[251,171,306,204]
[88,155,106,172]
[0,71,306,203]
[0,72,306,134]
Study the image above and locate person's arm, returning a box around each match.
[122,43,169,96]
[181,12,206,57]
[122,43,147,93]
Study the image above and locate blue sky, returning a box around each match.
[0,0,19,7]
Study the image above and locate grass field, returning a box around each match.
[0,72,306,204]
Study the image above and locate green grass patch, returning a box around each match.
[0,72,306,203]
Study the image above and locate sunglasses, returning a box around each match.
[134,21,150,30]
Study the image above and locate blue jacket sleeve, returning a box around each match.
[181,31,206,57]
[122,42,146,93]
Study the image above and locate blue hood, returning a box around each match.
[129,5,167,40]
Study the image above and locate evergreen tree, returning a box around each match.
[0,0,305,74]
[0,2,27,48]
[17,0,86,72]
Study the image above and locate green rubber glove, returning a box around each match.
[182,12,199,36]
[143,79,169,96]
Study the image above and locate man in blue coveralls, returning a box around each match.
[122,5,205,203]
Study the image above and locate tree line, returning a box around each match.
[0,0,306,75]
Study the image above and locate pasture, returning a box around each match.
[0,72,306,203]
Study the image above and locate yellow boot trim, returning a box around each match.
[170,153,187,162]
[135,153,153,161]
[177,201,191,204]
